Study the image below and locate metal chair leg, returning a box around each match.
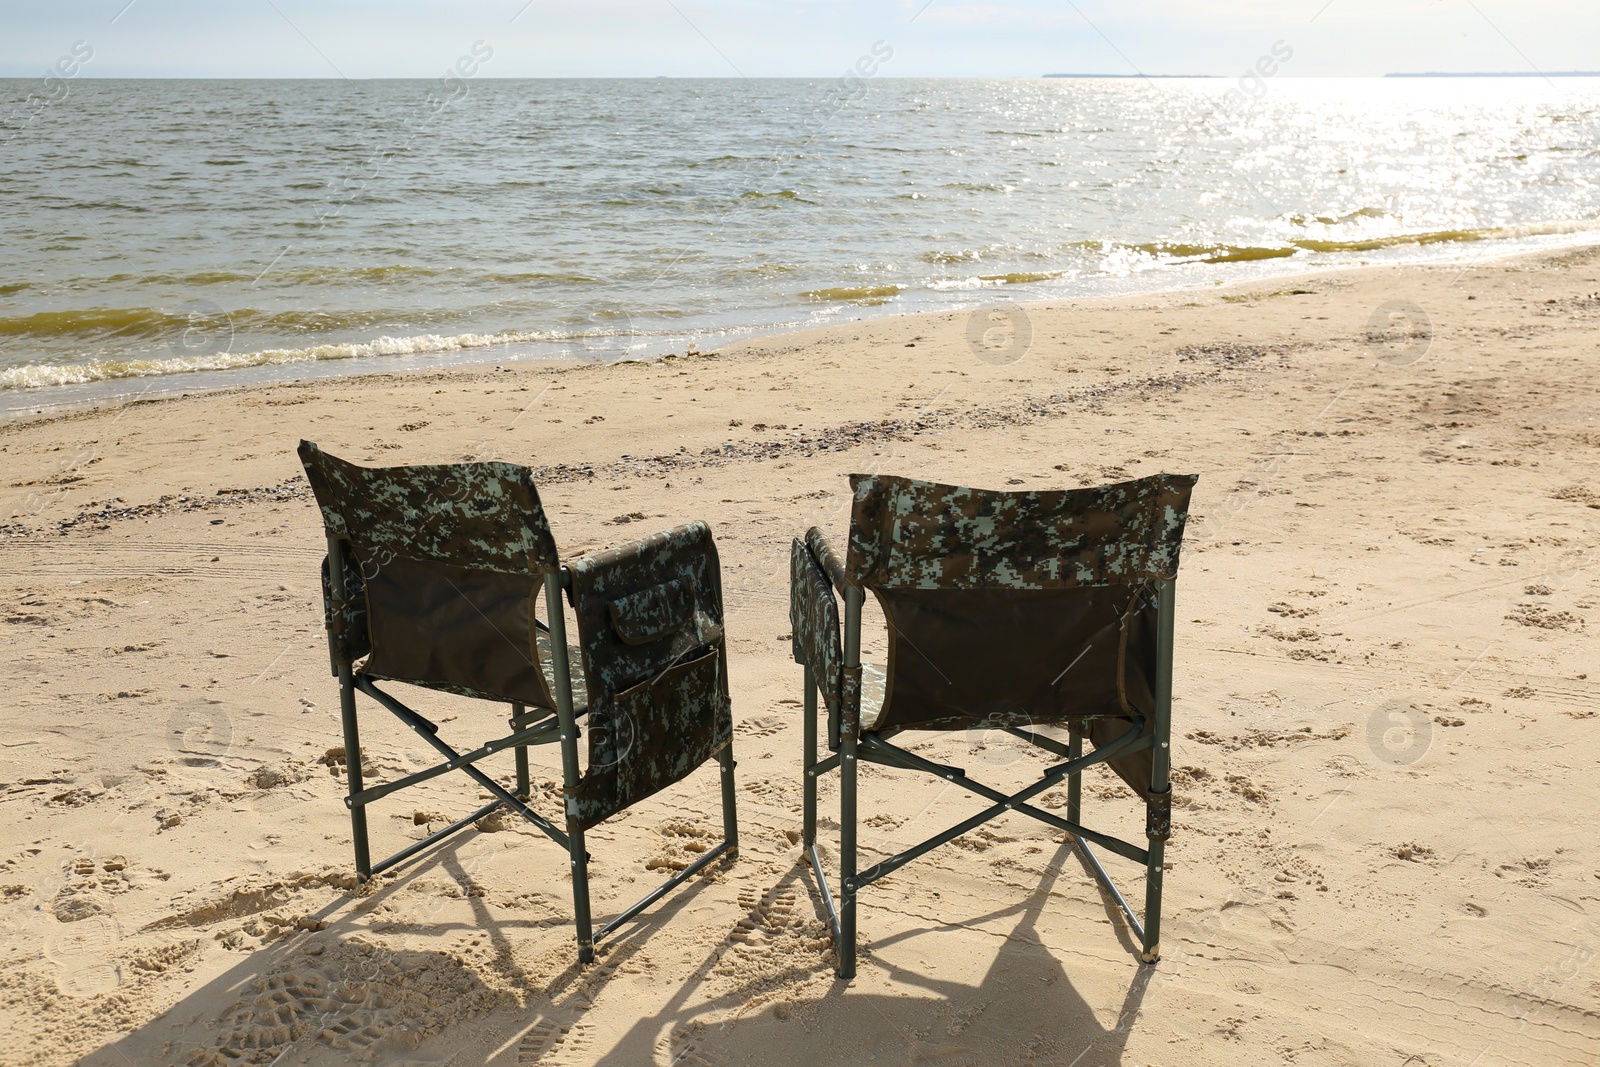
[719,742,739,856]
[1066,729,1083,827]
[337,666,371,880]
[569,830,595,964]
[544,572,594,964]
[802,666,818,848]
[511,702,531,799]
[838,724,858,979]
[1142,830,1164,964]
[1143,577,1175,965]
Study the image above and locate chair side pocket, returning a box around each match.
[571,646,730,831]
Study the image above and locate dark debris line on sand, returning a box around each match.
[0,484,309,540]
[2,342,1301,540]
[527,342,1303,485]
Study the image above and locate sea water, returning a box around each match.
[1,76,1597,413]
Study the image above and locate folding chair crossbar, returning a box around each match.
[808,843,844,949]
[853,741,964,780]
[370,799,506,880]
[844,721,1150,891]
[807,752,841,779]
[1000,725,1072,759]
[853,728,1153,869]
[594,839,735,943]
[1074,837,1146,943]
[344,715,563,809]
[341,681,743,942]
[353,677,571,851]
[803,718,1155,960]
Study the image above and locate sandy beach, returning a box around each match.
[1,245,1597,1066]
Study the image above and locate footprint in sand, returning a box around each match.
[43,913,122,996]
[667,1026,726,1067]
[516,1019,570,1064]
[190,947,511,1065]
[46,850,156,924]
[735,714,787,738]
[543,1021,593,1066]
[724,886,817,965]
[644,817,724,871]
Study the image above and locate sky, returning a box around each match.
[0,0,1595,79]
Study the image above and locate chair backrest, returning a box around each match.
[843,473,1197,733]
[298,441,561,708]
[564,521,731,830]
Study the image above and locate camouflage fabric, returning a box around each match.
[846,473,1198,590]
[579,647,728,831]
[320,551,371,669]
[789,535,843,714]
[840,664,862,737]
[565,521,731,830]
[537,628,587,712]
[806,526,849,593]
[301,442,568,708]
[299,440,559,576]
[854,662,889,730]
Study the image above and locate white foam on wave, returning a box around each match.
[0,330,551,391]
[927,276,999,291]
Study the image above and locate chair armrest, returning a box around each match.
[804,527,851,597]
[790,535,844,713]
[565,518,725,695]
[565,520,718,638]
[563,520,731,831]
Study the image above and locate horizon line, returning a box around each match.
[3,72,1599,80]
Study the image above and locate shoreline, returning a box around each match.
[2,245,1597,1065]
[4,228,1597,426]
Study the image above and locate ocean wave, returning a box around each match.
[1292,220,1597,253]
[1076,241,1297,266]
[1285,207,1391,227]
[0,302,495,341]
[1081,222,1600,269]
[927,271,1068,291]
[51,265,599,290]
[741,189,816,205]
[0,306,200,340]
[978,270,1069,285]
[0,330,550,392]
[800,285,905,303]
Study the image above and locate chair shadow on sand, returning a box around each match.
[583,840,1152,1067]
[75,814,717,1067]
[80,836,1148,1066]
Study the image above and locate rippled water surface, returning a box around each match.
[1,76,1597,405]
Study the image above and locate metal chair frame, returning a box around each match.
[794,485,1184,979]
[309,449,738,966]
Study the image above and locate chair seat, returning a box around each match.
[859,663,888,730]
[537,629,588,714]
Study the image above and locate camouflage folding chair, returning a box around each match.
[791,472,1198,978]
[299,441,738,964]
